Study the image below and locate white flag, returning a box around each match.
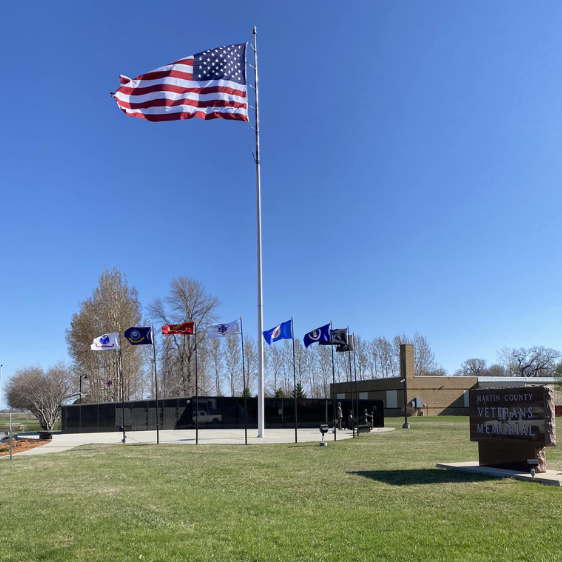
[206,320,240,339]
[91,333,120,350]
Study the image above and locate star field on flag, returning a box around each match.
[112,43,248,122]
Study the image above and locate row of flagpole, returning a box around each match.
[90,317,360,445]
[110,27,363,441]
[91,320,246,445]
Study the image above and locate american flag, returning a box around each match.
[112,43,248,122]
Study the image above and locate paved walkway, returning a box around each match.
[6,427,395,457]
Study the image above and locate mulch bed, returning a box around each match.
[0,438,49,456]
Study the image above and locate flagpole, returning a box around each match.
[353,332,359,433]
[347,327,355,438]
[152,326,160,445]
[291,317,297,444]
[119,335,125,444]
[194,322,198,446]
[240,316,248,445]
[252,25,265,438]
[331,321,336,442]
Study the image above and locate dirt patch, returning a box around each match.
[0,438,49,456]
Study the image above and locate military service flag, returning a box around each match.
[320,328,348,346]
[207,320,240,338]
[125,327,153,345]
[303,324,331,348]
[162,322,195,335]
[91,333,120,350]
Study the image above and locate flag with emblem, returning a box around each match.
[303,324,331,348]
[162,322,195,335]
[91,333,120,350]
[262,320,292,345]
[112,43,248,122]
[207,320,240,338]
[124,326,153,345]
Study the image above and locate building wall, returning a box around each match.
[331,376,478,416]
[332,375,560,416]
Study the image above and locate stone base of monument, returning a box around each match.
[478,441,546,473]
[436,462,562,487]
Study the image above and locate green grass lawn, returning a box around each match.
[1,417,561,562]
[0,416,61,433]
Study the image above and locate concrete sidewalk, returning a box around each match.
[5,427,394,457]
[437,461,562,487]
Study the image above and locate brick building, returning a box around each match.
[331,344,560,416]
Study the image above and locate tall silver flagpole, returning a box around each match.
[253,25,265,437]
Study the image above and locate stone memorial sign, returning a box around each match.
[469,386,556,473]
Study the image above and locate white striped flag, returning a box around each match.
[112,43,248,122]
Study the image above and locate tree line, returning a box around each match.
[62,269,446,402]
[6,268,561,428]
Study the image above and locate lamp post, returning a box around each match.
[79,375,88,404]
[400,378,410,429]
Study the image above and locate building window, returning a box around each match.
[463,390,469,408]
[359,392,368,400]
[336,393,345,399]
[386,390,397,409]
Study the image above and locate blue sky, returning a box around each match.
[2,1,562,404]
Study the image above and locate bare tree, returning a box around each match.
[206,338,224,395]
[265,344,286,396]
[147,276,220,396]
[487,363,507,377]
[225,334,242,396]
[499,346,561,377]
[243,335,258,395]
[66,268,145,402]
[354,336,371,381]
[395,333,437,376]
[6,364,73,430]
[371,337,398,378]
[455,358,487,377]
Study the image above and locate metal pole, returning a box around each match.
[353,332,359,430]
[1,364,3,411]
[252,26,265,438]
[195,322,199,445]
[9,413,12,460]
[291,318,297,444]
[330,321,336,442]
[152,326,160,445]
[79,375,82,405]
[402,375,409,429]
[347,327,354,438]
[240,317,247,445]
[119,339,126,443]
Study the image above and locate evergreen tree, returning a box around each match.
[292,382,306,399]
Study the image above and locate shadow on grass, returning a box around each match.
[349,469,498,486]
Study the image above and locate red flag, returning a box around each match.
[162,322,195,335]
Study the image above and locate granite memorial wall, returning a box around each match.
[61,396,385,434]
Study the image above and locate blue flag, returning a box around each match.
[124,326,153,345]
[263,320,292,345]
[303,323,331,348]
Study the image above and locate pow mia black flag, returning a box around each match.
[336,334,354,353]
[319,328,348,346]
